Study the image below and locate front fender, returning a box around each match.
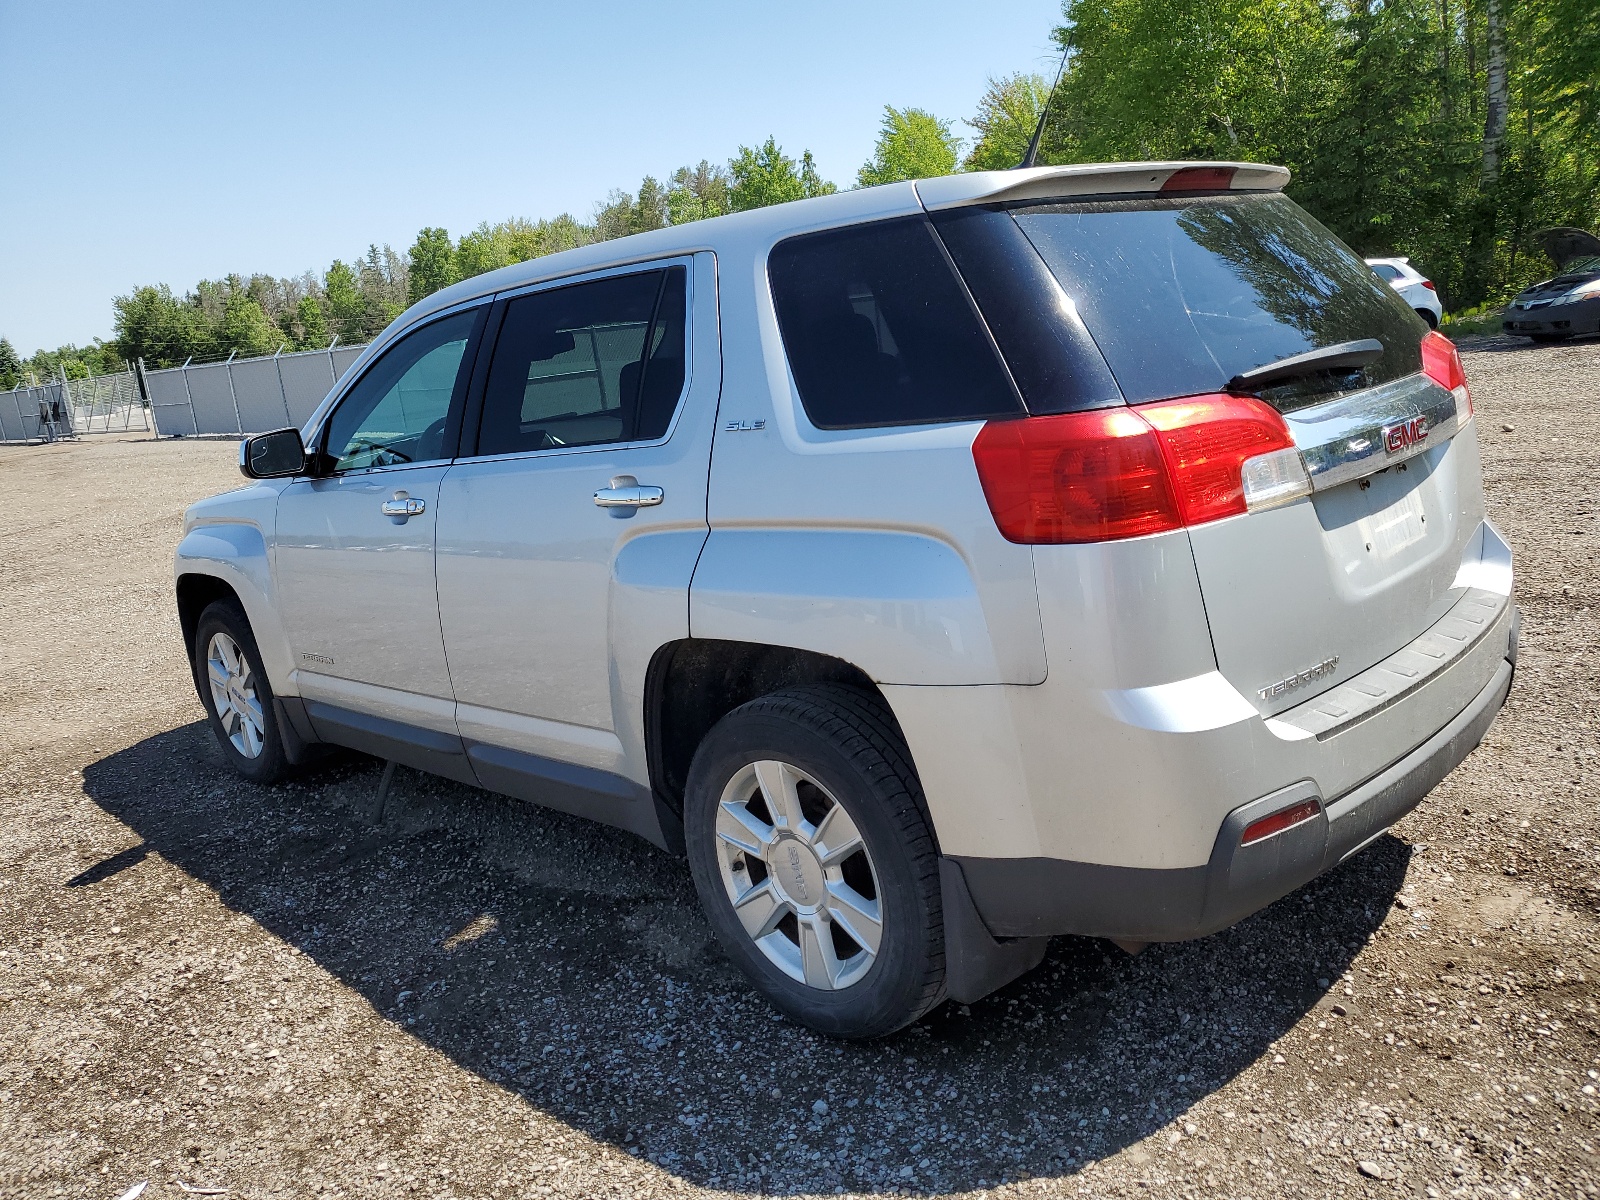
[175,520,295,693]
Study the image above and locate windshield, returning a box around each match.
[1008,193,1426,411]
[1556,255,1600,276]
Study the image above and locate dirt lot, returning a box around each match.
[2,339,1597,1200]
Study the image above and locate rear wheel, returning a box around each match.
[684,685,945,1038]
[1414,307,1438,329]
[193,600,291,783]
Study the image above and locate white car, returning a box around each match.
[1366,257,1443,327]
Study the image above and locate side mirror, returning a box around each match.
[240,428,307,479]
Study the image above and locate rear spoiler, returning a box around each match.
[916,161,1291,211]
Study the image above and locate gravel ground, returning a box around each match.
[2,338,1597,1200]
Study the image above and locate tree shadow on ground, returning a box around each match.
[81,721,1407,1196]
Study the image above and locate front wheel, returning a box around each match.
[684,685,945,1038]
[193,600,291,784]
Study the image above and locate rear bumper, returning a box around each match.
[1503,297,1600,335]
[952,641,1514,942]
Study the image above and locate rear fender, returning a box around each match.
[689,528,1028,684]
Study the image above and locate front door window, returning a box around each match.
[321,309,478,472]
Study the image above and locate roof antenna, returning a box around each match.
[1017,45,1070,170]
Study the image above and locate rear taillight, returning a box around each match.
[972,393,1311,544]
[1422,280,1437,291]
[1421,329,1472,423]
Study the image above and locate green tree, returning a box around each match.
[324,261,367,345]
[111,284,216,367]
[856,106,963,186]
[455,216,592,279]
[729,137,837,211]
[220,283,283,356]
[295,294,329,348]
[964,74,1051,170]
[595,178,670,240]
[666,161,732,224]
[408,227,458,304]
[0,338,24,389]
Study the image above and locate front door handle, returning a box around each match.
[593,475,664,511]
[381,493,426,520]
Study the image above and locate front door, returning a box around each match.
[436,256,718,793]
[275,306,483,740]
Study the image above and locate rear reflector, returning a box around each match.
[1240,797,1322,846]
[1420,329,1472,423]
[972,393,1310,544]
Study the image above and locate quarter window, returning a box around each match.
[322,309,479,472]
[768,216,1023,430]
[477,266,688,456]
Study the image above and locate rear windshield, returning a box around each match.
[1007,193,1426,410]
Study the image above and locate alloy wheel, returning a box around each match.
[206,631,265,759]
[714,759,883,990]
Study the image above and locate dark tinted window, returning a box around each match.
[478,267,687,456]
[1369,262,1401,280]
[1011,194,1426,410]
[768,217,1023,429]
[323,309,479,472]
[931,206,1122,414]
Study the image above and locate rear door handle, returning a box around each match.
[593,475,664,510]
[381,494,426,520]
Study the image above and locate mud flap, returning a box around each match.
[939,858,1049,1004]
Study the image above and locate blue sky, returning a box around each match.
[0,1,1064,356]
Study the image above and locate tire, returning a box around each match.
[1529,333,1570,344]
[1415,307,1439,329]
[193,599,292,784]
[684,684,945,1038]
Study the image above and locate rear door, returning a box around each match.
[1007,193,1482,712]
[434,256,717,794]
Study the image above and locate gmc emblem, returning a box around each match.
[1383,415,1428,454]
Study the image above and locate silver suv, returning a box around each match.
[177,161,1517,1038]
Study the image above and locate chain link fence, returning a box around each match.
[1,371,151,443]
[2,344,370,444]
[144,344,368,437]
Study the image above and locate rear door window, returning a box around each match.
[477,267,687,456]
[768,217,1023,429]
[1010,194,1425,410]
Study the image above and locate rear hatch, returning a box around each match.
[943,189,1482,715]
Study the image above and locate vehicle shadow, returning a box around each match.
[1456,331,1600,353]
[81,721,1406,1195]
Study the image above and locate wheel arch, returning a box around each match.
[644,638,914,824]
[176,572,244,660]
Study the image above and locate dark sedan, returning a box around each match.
[1502,228,1600,341]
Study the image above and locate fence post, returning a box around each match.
[273,343,290,427]
[179,356,199,436]
[138,359,159,435]
[224,350,243,434]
